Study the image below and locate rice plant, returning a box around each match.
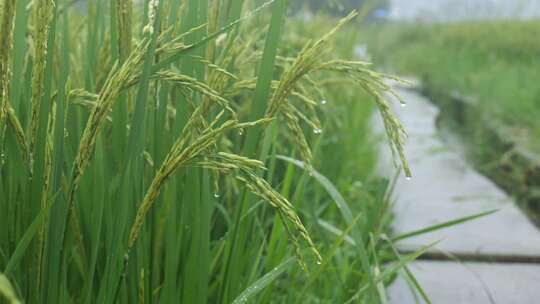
[0,0,417,303]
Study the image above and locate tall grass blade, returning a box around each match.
[386,238,432,304]
[231,257,295,304]
[276,155,354,223]
[392,209,498,242]
[0,273,21,304]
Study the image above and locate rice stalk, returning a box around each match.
[29,0,55,155]
[0,0,16,138]
[0,0,28,165]
[0,1,417,300]
[315,59,411,176]
[117,0,133,61]
[127,112,241,250]
[68,88,99,106]
[35,109,54,290]
[5,108,29,159]
[235,172,322,268]
[138,268,145,304]
[262,11,358,169]
[126,108,321,266]
[142,0,160,35]
[70,39,149,196]
[281,104,313,170]
[152,0,275,71]
[64,40,151,260]
[258,11,411,176]
[266,11,358,119]
[122,69,236,117]
[196,151,323,269]
[206,0,221,62]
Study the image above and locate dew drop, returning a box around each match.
[320,99,327,105]
[316,260,322,265]
[214,193,220,198]
[405,176,412,181]
[238,129,244,136]
[400,103,407,108]
[313,128,322,135]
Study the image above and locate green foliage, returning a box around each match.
[0,1,419,303]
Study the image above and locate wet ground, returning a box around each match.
[374,81,540,303]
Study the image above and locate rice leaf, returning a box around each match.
[0,274,21,304]
[392,209,498,242]
[231,257,295,304]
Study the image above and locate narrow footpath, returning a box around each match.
[374,81,540,303]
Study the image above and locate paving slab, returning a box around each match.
[374,83,540,258]
[387,260,540,304]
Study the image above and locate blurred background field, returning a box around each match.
[366,21,540,151]
[361,4,540,220]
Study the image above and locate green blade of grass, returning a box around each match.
[4,191,58,275]
[276,155,354,223]
[242,0,285,156]
[0,273,21,304]
[231,257,295,304]
[391,209,498,242]
[386,237,432,304]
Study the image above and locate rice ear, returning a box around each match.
[29,0,55,155]
[0,0,16,136]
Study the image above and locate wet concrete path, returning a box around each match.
[374,81,540,303]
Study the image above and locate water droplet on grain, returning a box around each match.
[313,128,322,135]
[238,129,244,136]
[214,193,220,198]
[400,103,407,108]
[316,260,322,265]
[320,99,327,105]
[405,176,412,181]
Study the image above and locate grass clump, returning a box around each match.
[0,1,421,303]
